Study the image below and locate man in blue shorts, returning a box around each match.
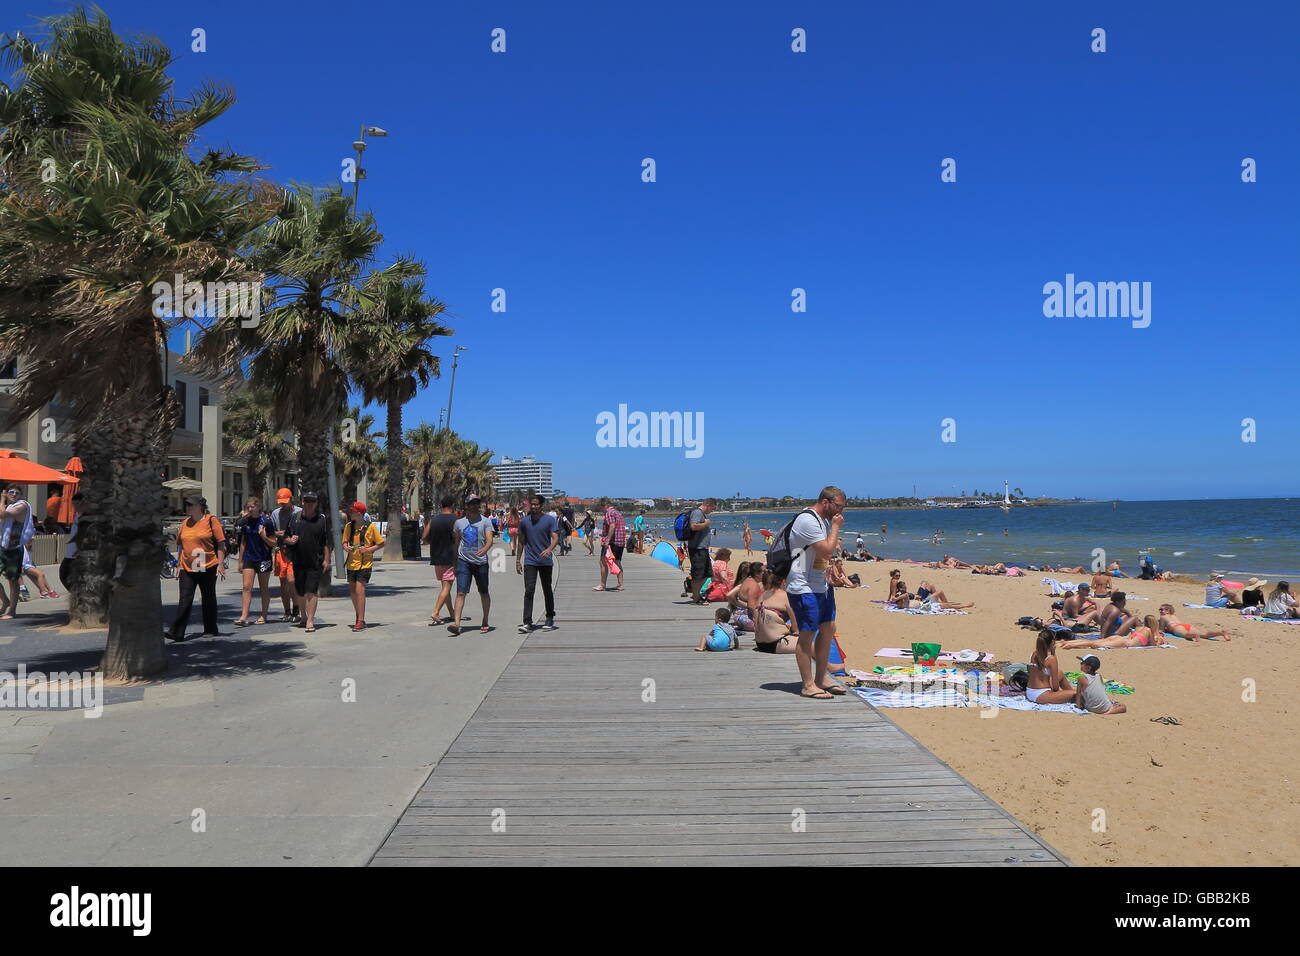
[449,495,494,635]
[786,485,847,700]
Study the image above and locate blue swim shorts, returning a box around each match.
[791,589,836,632]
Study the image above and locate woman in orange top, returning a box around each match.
[166,495,227,642]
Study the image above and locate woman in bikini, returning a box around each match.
[1026,628,1076,704]
[887,569,910,601]
[754,570,800,655]
[1060,614,1162,649]
[742,523,753,555]
[1157,604,1232,642]
[725,562,763,631]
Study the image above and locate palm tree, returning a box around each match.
[191,185,411,589]
[334,403,382,505]
[224,384,293,505]
[350,270,451,560]
[405,422,442,518]
[0,8,275,676]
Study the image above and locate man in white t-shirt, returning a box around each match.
[786,485,847,700]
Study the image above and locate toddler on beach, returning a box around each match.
[696,607,739,652]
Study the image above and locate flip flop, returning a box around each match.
[253,617,267,625]
[801,689,834,700]
[820,684,847,696]
[305,626,316,633]
[592,586,607,591]
[479,625,492,633]
[447,624,461,635]
[232,620,248,627]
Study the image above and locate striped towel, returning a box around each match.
[855,687,1088,715]
[878,605,968,616]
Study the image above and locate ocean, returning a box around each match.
[639,499,1300,580]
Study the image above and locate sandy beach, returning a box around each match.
[715,548,1298,866]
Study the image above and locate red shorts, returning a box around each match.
[274,551,294,579]
[435,564,455,582]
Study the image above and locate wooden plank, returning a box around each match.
[368,553,1068,867]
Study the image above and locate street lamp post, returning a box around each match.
[444,345,467,433]
[350,125,388,209]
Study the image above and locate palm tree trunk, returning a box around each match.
[68,432,112,629]
[385,384,406,561]
[100,398,172,680]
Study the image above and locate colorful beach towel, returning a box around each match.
[1182,603,1225,609]
[1065,673,1134,694]
[1247,616,1300,624]
[873,647,994,662]
[855,686,1089,715]
[878,605,968,615]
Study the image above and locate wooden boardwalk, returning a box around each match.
[370,551,1068,866]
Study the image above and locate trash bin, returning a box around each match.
[401,520,422,560]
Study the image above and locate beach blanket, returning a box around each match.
[1065,673,1134,694]
[878,605,968,615]
[1247,616,1300,624]
[1164,631,1218,641]
[874,647,994,662]
[1041,577,1077,595]
[855,686,1089,715]
[1182,603,1225,609]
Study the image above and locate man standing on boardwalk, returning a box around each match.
[594,497,626,592]
[284,491,331,633]
[424,495,458,625]
[686,498,716,604]
[270,488,302,622]
[516,494,559,633]
[787,486,847,700]
[449,494,494,635]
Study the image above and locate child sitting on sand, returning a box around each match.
[695,606,740,652]
[1073,654,1127,716]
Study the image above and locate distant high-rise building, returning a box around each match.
[493,455,554,496]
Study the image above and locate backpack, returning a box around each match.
[673,510,693,542]
[766,509,818,580]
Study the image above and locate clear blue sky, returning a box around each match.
[12,1,1299,500]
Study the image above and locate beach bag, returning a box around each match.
[604,549,622,576]
[765,509,817,580]
[1002,663,1028,691]
[673,510,692,542]
[911,642,941,666]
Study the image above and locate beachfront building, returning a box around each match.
[1,350,317,520]
[493,455,554,497]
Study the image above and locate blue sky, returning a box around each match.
[10,1,1299,500]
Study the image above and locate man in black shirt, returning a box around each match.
[285,491,332,632]
[423,495,459,625]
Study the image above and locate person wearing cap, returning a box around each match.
[269,489,302,622]
[283,491,331,632]
[1073,655,1126,716]
[449,494,494,635]
[166,495,227,642]
[1204,573,1243,608]
[342,501,384,631]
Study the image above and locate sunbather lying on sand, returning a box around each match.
[1044,564,1087,574]
[893,593,974,611]
[1106,561,1130,578]
[971,563,1006,575]
[924,554,972,570]
[1060,614,1162,649]
[1158,604,1232,642]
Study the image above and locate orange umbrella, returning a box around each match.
[56,457,83,524]
[0,449,74,485]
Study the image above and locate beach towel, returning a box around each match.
[873,647,994,662]
[1247,616,1300,624]
[855,686,1089,715]
[1164,631,1217,641]
[1065,673,1134,694]
[1041,577,1077,596]
[879,605,967,615]
[1182,603,1224,609]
